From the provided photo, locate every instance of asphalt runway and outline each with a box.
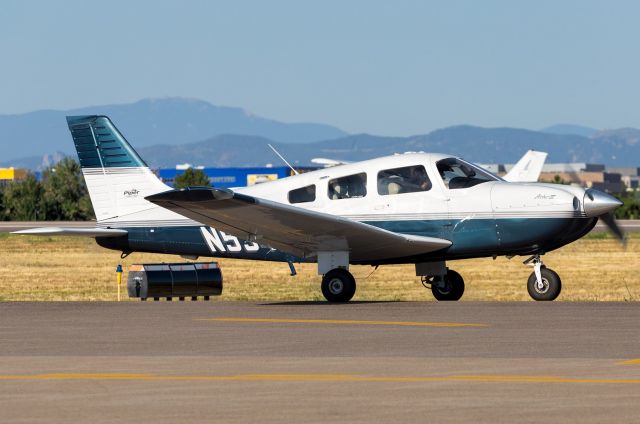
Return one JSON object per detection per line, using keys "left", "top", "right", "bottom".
{"left": 0, "top": 302, "right": 639, "bottom": 423}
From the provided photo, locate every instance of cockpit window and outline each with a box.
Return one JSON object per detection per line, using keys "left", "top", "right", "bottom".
{"left": 377, "top": 165, "right": 431, "bottom": 195}
{"left": 436, "top": 158, "right": 500, "bottom": 189}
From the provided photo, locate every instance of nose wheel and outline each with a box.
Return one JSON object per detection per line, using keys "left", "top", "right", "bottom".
{"left": 525, "top": 255, "right": 561, "bottom": 301}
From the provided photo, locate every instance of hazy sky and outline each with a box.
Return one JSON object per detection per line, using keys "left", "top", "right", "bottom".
{"left": 1, "top": 0, "right": 639, "bottom": 135}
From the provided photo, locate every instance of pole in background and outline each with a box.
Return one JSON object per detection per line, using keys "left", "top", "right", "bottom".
{"left": 116, "top": 264, "right": 123, "bottom": 301}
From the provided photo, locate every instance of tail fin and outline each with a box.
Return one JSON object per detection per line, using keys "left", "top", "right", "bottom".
{"left": 67, "top": 115, "right": 192, "bottom": 227}
{"left": 503, "top": 150, "right": 548, "bottom": 183}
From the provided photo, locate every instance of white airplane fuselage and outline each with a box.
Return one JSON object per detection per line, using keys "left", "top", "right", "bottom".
{"left": 95, "top": 152, "right": 605, "bottom": 264}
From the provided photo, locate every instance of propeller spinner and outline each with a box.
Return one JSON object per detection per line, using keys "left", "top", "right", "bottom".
{"left": 583, "top": 189, "right": 626, "bottom": 245}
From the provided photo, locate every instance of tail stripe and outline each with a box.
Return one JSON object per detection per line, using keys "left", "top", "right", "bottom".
{"left": 66, "top": 116, "right": 146, "bottom": 169}
{"left": 69, "top": 123, "right": 104, "bottom": 168}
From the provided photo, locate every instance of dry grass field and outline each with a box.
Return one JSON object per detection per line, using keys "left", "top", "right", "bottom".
{"left": 0, "top": 233, "right": 638, "bottom": 301}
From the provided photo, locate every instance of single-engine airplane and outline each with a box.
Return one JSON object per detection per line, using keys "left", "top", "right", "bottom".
{"left": 16, "top": 116, "right": 625, "bottom": 302}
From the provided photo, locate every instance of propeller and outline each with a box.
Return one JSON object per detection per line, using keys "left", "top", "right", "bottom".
{"left": 583, "top": 189, "right": 626, "bottom": 246}
{"left": 600, "top": 211, "right": 626, "bottom": 246}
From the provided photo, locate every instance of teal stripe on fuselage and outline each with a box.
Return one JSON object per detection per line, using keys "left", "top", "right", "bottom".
{"left": 95, "top": 217, "right": 597, "bottom": 265}
{"left": 364, "top": 217, "right": 596, "bottom": 257}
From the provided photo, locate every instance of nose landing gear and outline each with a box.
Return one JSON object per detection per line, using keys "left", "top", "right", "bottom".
{"left": 524, "top": 255, "right": 561, "bottom": 301}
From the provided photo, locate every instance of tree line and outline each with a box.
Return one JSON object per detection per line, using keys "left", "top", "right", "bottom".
{"left": 0, "top": 159, "right": 211, "bottom": 221}
{"left": 1, "top": 159, "right": 639, "bottom": 220}
{"left": 0, "top": 158, "right": 94, "bottom": 221}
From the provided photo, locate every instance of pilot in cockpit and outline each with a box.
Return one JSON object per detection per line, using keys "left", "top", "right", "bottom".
{"left": 407, "top": 166, "right": 431, "bottom": 191}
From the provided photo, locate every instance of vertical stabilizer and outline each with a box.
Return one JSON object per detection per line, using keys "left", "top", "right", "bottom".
{"left": 66, "top": 115, "right": 195, "bottom": 227}
{"left": 504, "top": 150, "right": 548, "bottom": 183}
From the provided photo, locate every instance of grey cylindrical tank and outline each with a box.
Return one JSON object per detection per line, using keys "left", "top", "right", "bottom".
{"left": 127, "top": 262, "right": 222, "bottom": 299}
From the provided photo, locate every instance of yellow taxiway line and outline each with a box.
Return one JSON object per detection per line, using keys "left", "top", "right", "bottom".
{"left": 197, "top": 317, "right": 488, "bottom": 327}
{"left": 618, "top": 359, "right": 640, "bottom": 365}
{"left": 1, "top": 373, "right": 639, "bottom": 384}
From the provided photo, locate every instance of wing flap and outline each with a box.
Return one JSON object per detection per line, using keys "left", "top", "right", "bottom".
{"left": 146, "top": 188, "right": 451, "bottom": 261}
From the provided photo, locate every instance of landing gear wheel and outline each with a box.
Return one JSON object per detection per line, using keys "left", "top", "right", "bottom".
{"left": 321, "top": 268, "right": 356, "bottom": 303}
{"left": 527, "top": 267, "right": 561, "bottom": 301}
{"left": 431, "top": 269, "right": 465, "bottom": 301}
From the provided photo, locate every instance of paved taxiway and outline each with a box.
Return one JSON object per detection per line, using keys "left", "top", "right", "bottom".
{"left": 0, "top": 302, "right": 639, "bottom": 423}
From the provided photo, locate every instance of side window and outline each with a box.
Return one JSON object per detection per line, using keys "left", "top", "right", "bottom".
{"left": 377, "top": 165, "right": 431, "bottom": 195}
{"left": 328, "top": 173, "right": 367, "bottom": 200}
{"left": 288, "top": 185, "right": 316, "bottom": 204}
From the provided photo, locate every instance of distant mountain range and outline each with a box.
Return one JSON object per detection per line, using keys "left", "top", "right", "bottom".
{"left": 134, "top": 126, "right": 640, "bottom": 168}
{"left": 541, "top": 124, "right": 599, "bottom": 138}
{"left": 2, "top": 97, "right": 640, "bottom": 169}
{"left": 0, "top": 97, "right": 347, "bottom": 164}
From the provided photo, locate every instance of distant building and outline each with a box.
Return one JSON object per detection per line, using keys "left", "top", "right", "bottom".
{"left": 157, "top": 166, "right": 319, "bottom": 188}
{"left": 0, "top": 168, "right": 28, "bottom": 184}
{"left": 608, "top": 167, "right": 640, "bottom": 189}
{"left": 605, "top": 167, "right": 640, "bottom": 177}
{"left": 537, "top": 171, "right": 625, "bottom": 194}
{"left": 621, "top": 175, "right": 640, "bottom": 190}
{"left": 480, "top": 164, "right": 505, "bottom": 174}
{"left": 481, "top": 161, "right": 628, "bottom": 194}
{"left": 541, "top": 163, "right": 605, "bottom": 173}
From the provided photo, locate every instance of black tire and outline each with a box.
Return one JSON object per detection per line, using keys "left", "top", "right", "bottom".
{"left": 527, "top": 267, "right": 561, "bottom": 301}
{"left": 321, "top": 268, "right": 356, "bottom": 303}
{"left": 431, "top": 270, "right": 465, "bottom": 301}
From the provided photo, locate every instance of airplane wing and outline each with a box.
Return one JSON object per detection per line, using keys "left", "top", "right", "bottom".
{"left": 12, "top": 227, "right": 127, "bottom": 237}
{"left": 503, "top": 150, "right": 548, "bottom": 182}
{"left": 146, "top": 188, "right": 451, "bottom": 262}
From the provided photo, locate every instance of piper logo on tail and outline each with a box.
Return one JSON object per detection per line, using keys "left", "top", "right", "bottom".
{"left": 200, "top": 227, "right": 260, "bottom": 254}
{"left": 124, "top": 189, "right": 140, "bottom": 198}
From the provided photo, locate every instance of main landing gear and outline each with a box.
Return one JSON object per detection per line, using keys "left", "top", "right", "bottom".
{"left": 429, "top": 269, "right": 465, "bottom": 301}
{"left": 416, "top": 262, "right": 465, "bottom": 301}
{"left": 321, "top": 268, "right": 356, "bottom": 303}
{"left": 318, "top": 252, "right": 356, "bottom": 303}
{"left": 524, "top": 255, "right": 562, "bottom": 301}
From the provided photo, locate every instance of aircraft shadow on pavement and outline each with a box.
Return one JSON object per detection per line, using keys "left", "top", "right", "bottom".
{"left": 258, "top": 300, "right": 407, "bottom": 306}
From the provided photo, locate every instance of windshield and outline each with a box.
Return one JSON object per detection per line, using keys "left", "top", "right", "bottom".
{"left": 436, "top": 157, "right": 502, "bottom": 189}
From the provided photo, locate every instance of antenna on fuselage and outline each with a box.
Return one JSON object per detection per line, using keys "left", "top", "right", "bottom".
{"left": 267, "top": 144, "right": 299, "bottom": 175}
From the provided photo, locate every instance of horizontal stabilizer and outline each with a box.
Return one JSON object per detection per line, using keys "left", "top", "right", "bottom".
{"left": 12, "top": 227, "right": 128, "bottom": 237}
